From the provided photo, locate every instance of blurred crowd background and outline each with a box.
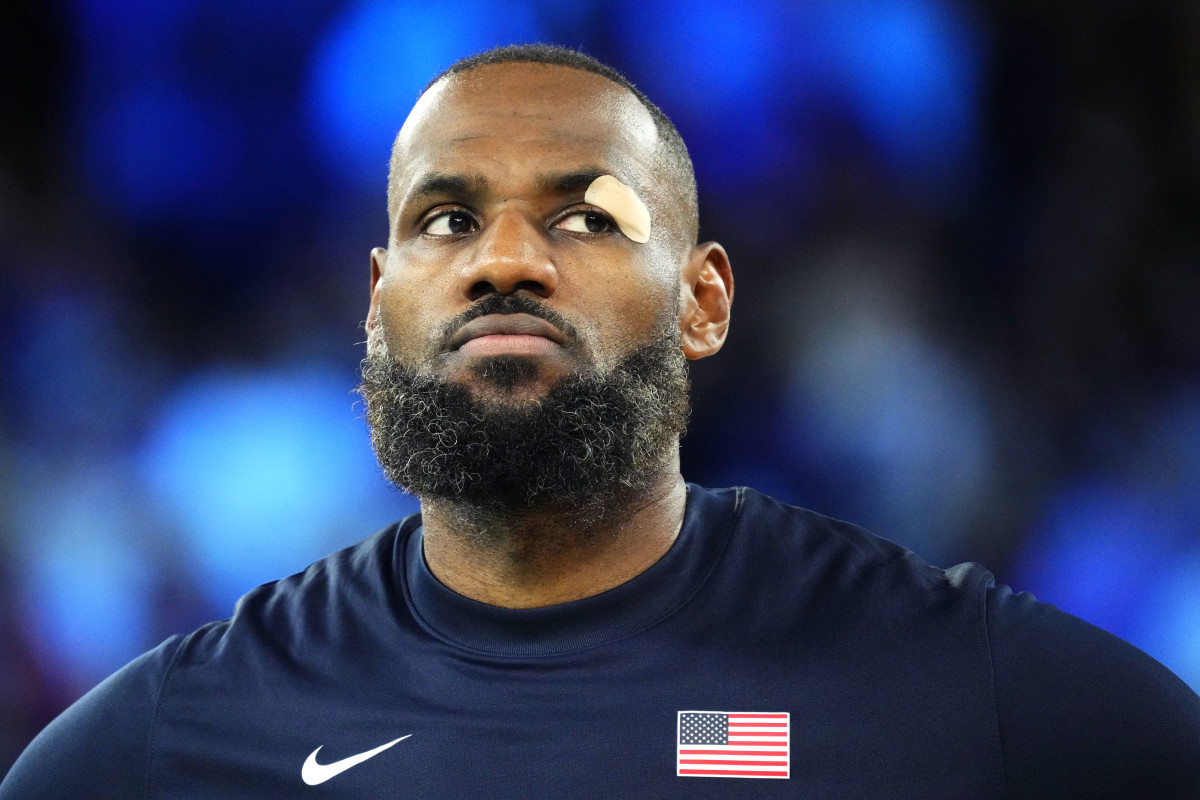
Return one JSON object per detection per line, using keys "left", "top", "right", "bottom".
{"left": 2, "top": 0, "right": 1199, "bottom": 776}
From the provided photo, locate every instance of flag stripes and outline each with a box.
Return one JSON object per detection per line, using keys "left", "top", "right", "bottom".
{"left": 676, "top": 711, "right": 789, "bottom": 779}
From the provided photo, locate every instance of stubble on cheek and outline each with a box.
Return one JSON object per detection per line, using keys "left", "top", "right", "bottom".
{"left": 366, "top": 318, "right": 389, "bottom": 359}
{"left": 368, "top": 304, "right": 445, "bottom": 373}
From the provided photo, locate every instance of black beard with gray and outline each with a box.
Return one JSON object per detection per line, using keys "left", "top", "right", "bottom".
{"left": 358, "top": 317, "right": 690, "bottom": 522}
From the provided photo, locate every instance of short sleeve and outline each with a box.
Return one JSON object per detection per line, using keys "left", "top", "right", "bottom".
{"left": 986, "top": 584, "right": 1200, "bottom": 799}
{"left": 0, "top": 636, "right": 184, "bottom": 799}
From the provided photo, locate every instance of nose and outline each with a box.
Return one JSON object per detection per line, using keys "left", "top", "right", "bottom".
{"left": 460, "top": 208, "right": 559, "bottom": 300}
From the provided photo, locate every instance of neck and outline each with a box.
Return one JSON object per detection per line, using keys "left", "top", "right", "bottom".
{"left": 418, "top": 462, "right": 687, "bottom": 609}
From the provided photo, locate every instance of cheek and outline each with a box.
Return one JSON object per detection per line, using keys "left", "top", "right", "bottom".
{"left": 366, "top": 321, "right": 388, "bottom": 358}
{"left": 374, "top": 275, "right": 446, "bottom": 364}
{"left": 582, "top": 277, "right": 677, "bottom": 364}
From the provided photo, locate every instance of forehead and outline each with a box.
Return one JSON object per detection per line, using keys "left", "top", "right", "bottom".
{"left": 391, "top": 63, "right": 660, "bottom": 200}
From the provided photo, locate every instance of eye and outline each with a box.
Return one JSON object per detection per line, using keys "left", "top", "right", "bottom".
{"left": 555, "top": 211, "right": 615, "bottom": 235}
{"left": 423, "top": 209, "right": 477, "bottom": 236}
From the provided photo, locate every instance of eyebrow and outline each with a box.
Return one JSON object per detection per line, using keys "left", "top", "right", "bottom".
{"left": 540, "top": 168, "right": 608, "bottom": 195}
{"left": 405, "top": 173, "right": 488, "bottom": 206}
{"left": 401, "top": 166, "right": 615, "bottom": 212}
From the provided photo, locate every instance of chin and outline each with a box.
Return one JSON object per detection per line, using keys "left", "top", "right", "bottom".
{"left": 468, "top": 354, "right": 581, "bottom": 395}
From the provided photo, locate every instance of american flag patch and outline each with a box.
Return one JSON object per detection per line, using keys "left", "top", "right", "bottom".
{"left": 676, "top": 711, "right": 790, "bottom": 779}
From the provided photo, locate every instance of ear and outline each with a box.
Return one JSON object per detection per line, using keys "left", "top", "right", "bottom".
{"left": 366, "top": 247, "right": 388, "bottom": 334}
{"left": 678, "top": 241, "right": 733, "bottom": 360}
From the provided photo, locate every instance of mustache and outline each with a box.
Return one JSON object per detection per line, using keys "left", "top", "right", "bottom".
{"left": 436, "top": 293, "right": 583, "bottom": 351}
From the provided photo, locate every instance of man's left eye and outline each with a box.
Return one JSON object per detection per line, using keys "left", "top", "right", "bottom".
{"left": 555, "top": 212, "right": 613, "bottom": 234}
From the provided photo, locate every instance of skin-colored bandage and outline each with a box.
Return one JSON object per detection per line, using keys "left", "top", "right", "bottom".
{"left": 585, "top": 175, "right": 651, "bottom": 244}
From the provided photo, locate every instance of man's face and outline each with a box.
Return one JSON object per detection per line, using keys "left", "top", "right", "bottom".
{"left": 361, "top": 63, "right": 697, "bottom": 513}
{"left": 369, "top": 62, "right": 685, "bottom": 401}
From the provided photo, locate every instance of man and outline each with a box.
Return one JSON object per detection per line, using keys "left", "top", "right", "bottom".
{"left": 3, "top": 44, "right": 1198, "bottom": 799}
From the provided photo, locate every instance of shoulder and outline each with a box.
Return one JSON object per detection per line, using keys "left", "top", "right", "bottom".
{"left": 0, "top": 516, "right": 420, "bottom": 797}
{"left": 174, "top": 517, "right": 417, "bottom": 671}
{"left": 985, "top": 584, "right": 1200, "bottom": 797}
{"left": 0, "top": 636, "right": 185, "bottom": 798}
{"left": 687, "top": 484, "right": 997, "bottom": 682}
{"left": 715, "top": 485, "right": 1200, "bottom": 796}
{"left": 715, "top": 484, "right": 993, "bottom": 613}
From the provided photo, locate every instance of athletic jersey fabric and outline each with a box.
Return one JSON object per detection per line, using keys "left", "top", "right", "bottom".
{"left": 3, "top": 485, "right": 1198, "bottom": 798}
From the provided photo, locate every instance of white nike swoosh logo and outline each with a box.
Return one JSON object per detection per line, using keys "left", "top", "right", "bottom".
{"left": 301, "top": 734, "right": 411, "bottom": 786}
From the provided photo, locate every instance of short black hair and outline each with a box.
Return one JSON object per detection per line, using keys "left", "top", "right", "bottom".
{"left": 390, "top": 43, "right": 699, "bottom": 245}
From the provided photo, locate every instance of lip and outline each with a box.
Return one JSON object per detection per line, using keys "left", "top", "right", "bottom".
{"left": 448, "top": 313, "right": 566, "bottom": 352}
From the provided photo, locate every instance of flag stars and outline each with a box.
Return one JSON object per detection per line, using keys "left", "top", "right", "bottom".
{"left": 679, "top": 712, "right": 728, "bottom": 745}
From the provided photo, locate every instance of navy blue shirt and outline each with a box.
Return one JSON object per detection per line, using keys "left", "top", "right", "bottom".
{"left": 4, "top": 486, "right": 1198, "bottom": 797}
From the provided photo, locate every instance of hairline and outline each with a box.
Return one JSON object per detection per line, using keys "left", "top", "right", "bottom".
{"left": 387, "top": 48, "right": 700, "bottom": 247}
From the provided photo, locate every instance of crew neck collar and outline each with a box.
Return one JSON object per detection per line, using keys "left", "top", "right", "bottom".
{"left": 399, "top": 484, "right": 741, "bottom": 657}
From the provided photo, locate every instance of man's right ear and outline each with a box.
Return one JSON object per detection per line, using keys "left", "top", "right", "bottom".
{"left": 367, "top": 247, "right": 388, "bottom": 333}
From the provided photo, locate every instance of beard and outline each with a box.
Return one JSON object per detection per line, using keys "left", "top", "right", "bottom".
{"left": 358, "top": 307, "right": 690, "bottom": 520}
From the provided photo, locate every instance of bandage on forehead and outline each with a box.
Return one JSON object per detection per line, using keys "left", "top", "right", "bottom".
{"left": 584, "top": 175, "right": 651, "bottom": 244}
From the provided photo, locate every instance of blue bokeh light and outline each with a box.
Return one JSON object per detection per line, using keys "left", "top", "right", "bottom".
{"left": 1012, "top": 480, "right": 1179, "bottom": 644}
{"left": 307, "top": 0, "right": 545, "bottom": 189}
{"left": 779, "top": 256, "right": 995, "bottom": 563}
{"left": 1140, "top": 554, "right": 1200, "bottom": 692}
{"left": 82, "top": 84, "right": 242, "bottom": 225}
{"left": 613, "top": 0, "right": 981, "bottom": 195}
{"left": 15, "top": 465, "right": 154, "bottom": 689}
{"left": 613, "top": 0, "right": 784, "bottom": 187}
{"left": 9, "top": 290, "right": 141, "bottom": 441}
{"left": 811, "top": 0, "right": 981, "bottom": 180}
{"left": 1011, "top": 387, "right": 1200, "bottom": 692}
{"left": 138, "top": 365, "right": 415, "bottom": 612}
{"left": 616, "top": 0, "right": 781, "bottom": 110}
